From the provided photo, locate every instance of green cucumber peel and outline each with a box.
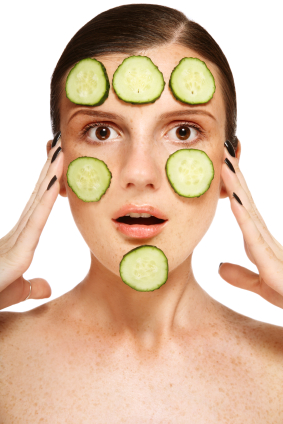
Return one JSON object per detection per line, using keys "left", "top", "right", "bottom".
{"left": 166, "top": 149, "right": 214, "bottom": 198}
{"left": 112, "top": 55, "right": 165, "bottom": 104}
{"left": 65, "top": 58, "right": 110, "bottom": 106}
{"left": 67, "top": 156, "right": 112, "bottom": 202}
{"left": 119, "top": 245, "right": 169, "bottom": 292}
{"left": 169, "top": 57, "right": 215, "bottom": 105}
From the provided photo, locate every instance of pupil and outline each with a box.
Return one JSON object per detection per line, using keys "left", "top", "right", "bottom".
{"left": 96, "top": 126, "right": 110, "bottom": 140}
{"left": 177, "top": 126, "right": 191, "bottom": 140}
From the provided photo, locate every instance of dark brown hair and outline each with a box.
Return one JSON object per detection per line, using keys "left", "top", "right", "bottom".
{"left": 50, "top": 4, "right": 237, "bottom": 150}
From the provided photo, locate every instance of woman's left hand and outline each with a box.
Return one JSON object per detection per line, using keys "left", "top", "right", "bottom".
{"left": 219, "top": 141, "right": 283, "bottom": 309}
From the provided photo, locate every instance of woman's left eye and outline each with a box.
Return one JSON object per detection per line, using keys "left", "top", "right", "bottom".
{"left": 88, "top": 125, "right": 118, "bottom": 142}
{"left": 167, "top": 125, "right": 198, "bottom": 142}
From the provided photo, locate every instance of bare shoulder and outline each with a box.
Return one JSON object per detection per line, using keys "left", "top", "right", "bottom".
{"left": 215, "top": 300, "right": 283, "bottom": 371}
{"left": 0, "top": 297, "right": 66, "bottom": 349}
{"left": 225, "top": 303, "right": 282, "bottom": 345}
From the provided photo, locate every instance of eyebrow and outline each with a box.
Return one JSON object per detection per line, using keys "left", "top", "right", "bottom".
{"left": 159, "top": 109, "right": 216, "bottom": 121}
{"left": 68, "top": 107, "right": 216, "bottom": 124}
{"left": 68, "top": 109, "right": 125, "bottom": 124}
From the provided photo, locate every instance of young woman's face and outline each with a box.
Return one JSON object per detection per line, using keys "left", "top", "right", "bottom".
{"left": 59, "top": 44, "right": 226, "bottom": 278}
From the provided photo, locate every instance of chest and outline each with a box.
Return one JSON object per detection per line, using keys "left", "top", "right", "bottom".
{"left": 1, "top": 340, "right": 281, "bottom": 423}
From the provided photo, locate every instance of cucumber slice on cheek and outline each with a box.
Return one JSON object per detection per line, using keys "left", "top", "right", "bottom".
{"left": 67, "top": 157, "right": 112, "bottom": 202}
{"left": 166, "top": 149, "right": 214, "bottom": 198}
{"left": 120, "top": 245, "right": 168, "bottom": 292}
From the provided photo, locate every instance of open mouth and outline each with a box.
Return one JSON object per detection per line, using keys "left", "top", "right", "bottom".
{"left": 115, "top": 216, "right": 166, "bottom": 225}
{"left": 113, "top": 213, "right": 168, "bottom": 238}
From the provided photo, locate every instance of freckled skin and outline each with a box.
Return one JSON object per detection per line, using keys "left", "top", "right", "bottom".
{"left": 1, "top": 44, "right": 283, "bottom": 422}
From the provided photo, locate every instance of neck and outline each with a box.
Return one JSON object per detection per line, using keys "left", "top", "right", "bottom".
{"left": 71, "top": 252, "right": 214, "bottom": 347}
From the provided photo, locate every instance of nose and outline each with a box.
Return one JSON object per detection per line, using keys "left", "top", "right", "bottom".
{"left": 119, "top": 141, "right": 162, "bottom": 193}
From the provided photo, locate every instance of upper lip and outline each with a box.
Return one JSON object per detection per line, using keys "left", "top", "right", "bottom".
{"left": 112, "top": 204, "right": 168, "bottom": 220}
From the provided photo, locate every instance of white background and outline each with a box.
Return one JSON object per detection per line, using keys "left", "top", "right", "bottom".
{"left": 1, "top": 0, "right": 282, "bottom": 326}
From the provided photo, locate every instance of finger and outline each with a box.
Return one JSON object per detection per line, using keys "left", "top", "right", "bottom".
{"left": 16, "top": 137, "right": 62, "bottom": 229}
{"left": 222, "top": 160, "right": 280, "bottom": 254}
{"left": 0, "top": 278, "right": 51, "bottom": 310}
{"left": 9, "top": 144, "right": 63, "bottom": 249}
{"left": 223, "top": 151, "right": 274, "bottom": 244}
{"left": 9, "top": 175, "right": 61, "bottom": 266}
{"left": 229, "top": 194, "right": 283, "bottom": 296}
{"left": 219, "top": 262, "right": 283, "bottom": 309}
{"left": 0, "top": 158, "right": 62, "bottom": 290}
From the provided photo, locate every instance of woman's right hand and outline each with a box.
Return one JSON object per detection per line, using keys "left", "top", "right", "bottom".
{"left": 0, "top": 136, "right": 63, "bottom": 310}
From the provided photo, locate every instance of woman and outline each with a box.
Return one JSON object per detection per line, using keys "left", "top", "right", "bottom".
{"left": 1, "top": 4, "right": 283, "bottom": 422}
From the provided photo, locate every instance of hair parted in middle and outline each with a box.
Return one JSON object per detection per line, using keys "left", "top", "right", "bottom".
{"left": 51, "top": 4, "right": 237, "bottom": 149}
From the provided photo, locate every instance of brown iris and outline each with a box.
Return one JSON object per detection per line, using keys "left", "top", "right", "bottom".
{"left": 95, "top": 126, "right": 111, "bottom": 140}
{"left": 176, "top": 126, "right": 191, "bottom": 140}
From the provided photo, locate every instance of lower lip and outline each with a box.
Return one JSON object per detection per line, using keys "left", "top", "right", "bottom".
{"left": 112, "top": 220, "right": 168, "bottom": 238}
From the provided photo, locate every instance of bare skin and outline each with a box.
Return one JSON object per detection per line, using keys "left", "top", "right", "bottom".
{"left": 1, "top": 44, "right": 283, "bottom": 423}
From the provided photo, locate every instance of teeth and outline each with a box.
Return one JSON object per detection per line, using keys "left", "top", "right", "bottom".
{"left": 125, "top": 213, "right": 152, "bottom": 218}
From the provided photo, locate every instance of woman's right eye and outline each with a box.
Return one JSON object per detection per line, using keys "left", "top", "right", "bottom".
{"left": 88, "top": 125, "right": 118, "bottom": 142}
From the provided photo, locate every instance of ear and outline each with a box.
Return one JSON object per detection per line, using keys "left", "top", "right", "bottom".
{"left": 219, "top": 139, "right": 242, "bottom": 199}
{"left": 46, "top": 139, "right": 67, "bottom": 198}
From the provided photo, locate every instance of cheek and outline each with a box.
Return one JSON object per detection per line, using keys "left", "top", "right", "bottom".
{"left": 65, "top": 148, "right": 223, "bottom": 277}
{"left": 67, "top": 196, "right": 125, "bottom": 275}
{"left": 163, "top": 191, "right": 219, "bottom": 268}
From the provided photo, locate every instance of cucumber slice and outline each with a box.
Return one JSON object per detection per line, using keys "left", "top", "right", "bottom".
{"left": 166, "top": 149, "right": 214, "bottom": 198}
{"left": 112, "top": 56, "right": 165, "bottom": 104}
{"left": 169, "top": 57, "right": 215, "bottom": 104}
{"left": 65, "top": 58, "right": 110, "bottom": 106}
{"left": 67, "top": 157, "right": 112, "bottom": 202}
{"left": 119, "top": 245, "right": 168, "bottom": 292}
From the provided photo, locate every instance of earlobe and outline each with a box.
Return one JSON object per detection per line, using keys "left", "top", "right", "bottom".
{"left": 219, "top": 181, "right": 229, "bottom": 199}
{"left": 46, "top": 139, "right": 52, "bottom": 156}
{"left": 59, "top": 180, "right": 68, "bottom": 197}
{"left": 235, "top": 138, "right": 242, "bottom": 161}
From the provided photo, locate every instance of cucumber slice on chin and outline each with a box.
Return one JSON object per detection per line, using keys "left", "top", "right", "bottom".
{"left": 112, "top": 55, "right": 165, "bottom": 104}
{"left": 65, "top": 58, "right": 110, "bottom": 106}
{"left": 67, "top": 157, "right": 112, "bottom": 202}
{"left": 120, "top": 245, "right": 168, "bottom": 292}
{"left": 166, "top": 149, "right": 214, "bottom": 198}
{"left": 169, "top": 57, "right": 215, "bottom": 104}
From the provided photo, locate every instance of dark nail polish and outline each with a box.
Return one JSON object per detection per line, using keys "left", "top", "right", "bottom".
{"left": 224, "top": 158, "right": 235, "bottom": 173}
{"left": 47, "top": 175, "right": 57, "bottom": 190}
{"left": 51, "top": 146, "right": 62, "bottom": 163}
{"left": 233, "top": 192, "right": 242, "bottom": 205}
{"left": 219, "top": 262, "right": 223, "bottom": 270}
{"left": 224, "top": 140, "right": 236, "bottom": 157}
{"left": 51, "top": 131, "right": 61, "bottom": 148}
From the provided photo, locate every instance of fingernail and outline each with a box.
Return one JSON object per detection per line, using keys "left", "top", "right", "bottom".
{"left": 233, "top": 192, "right": 242, "bottom": 205}
{"left": 51, "top": 131, "right": 61, "bottom": 148}
{"left": 47, "top": 175, "right": 57, "bottom": 190}
{"left": 224, "top": 158, "right": 235, "bottom": 173}
{"left": 224, "top": 140, "right": 236, "bottom": 157}
{"left": 219, "top": 262, "right": 223, "bottom": 270}
{"left": 51, "top": 146, "right": 62, "bottom": 163}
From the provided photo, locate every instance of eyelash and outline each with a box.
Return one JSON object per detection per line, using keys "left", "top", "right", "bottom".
{"left": 166, "top": 122, "right": 205, "bottom": 145}
{"left": 80, "top": 121, "right": 205, "bottom": 145}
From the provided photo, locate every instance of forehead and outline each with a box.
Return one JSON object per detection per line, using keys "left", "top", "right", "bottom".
{"left": 60, "top": 43, "right": 225, "bottom": 130}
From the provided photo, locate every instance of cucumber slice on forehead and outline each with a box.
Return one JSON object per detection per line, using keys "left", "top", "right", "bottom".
{"left": 120, "top": 245, "right": 168, "bottom": 292}
{"left": 65, "top": 58, "right": 110, "bottom": 106}
{"left": 67, "top": 157, "right": 112, "bottom": 202}
{"left": 112, "top": 55, "right": 165, "bottom": 104}
{"left": 169, "top": 57, "right": 215, "bottom": 104}
{"left": 166, "top": 149, "right": 214, "bottom": 198}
